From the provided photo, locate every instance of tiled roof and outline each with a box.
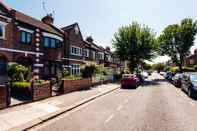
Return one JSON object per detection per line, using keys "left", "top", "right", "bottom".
{"left": 61, "top": 23, "right": 78, "bottom": 31}
{"left": 13, "top": 10, "right": 63, "bottom": 37}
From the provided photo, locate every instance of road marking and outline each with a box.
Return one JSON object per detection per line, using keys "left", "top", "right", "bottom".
{"left": 104, "top": 114, "right": 114, "bottom": 124}
{"left": 116, "top": 105, "right": 123, "bottom": 111}
{"left": 189, "top": 102, "right": 195, "bottom": 106}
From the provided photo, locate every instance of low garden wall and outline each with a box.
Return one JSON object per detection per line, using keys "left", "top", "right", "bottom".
{"left": 63, "top": 78, "right": 91, "bottom": 93}
{"left": 32, "top": 81, "right": 52, "bottom": 101}
{"left": 0, "top": 85, "right": 10, "bottom": 109}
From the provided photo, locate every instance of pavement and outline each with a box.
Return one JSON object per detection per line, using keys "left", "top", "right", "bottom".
{"left": 28, "top": 73, "right": 197, "bottom": 131}
{"left": 0, "top": 83, "right": 120, "bottom": 131}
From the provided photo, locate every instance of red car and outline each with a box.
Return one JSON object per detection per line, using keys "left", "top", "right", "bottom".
{"left": 121, "top": 74, "right": 139, "bottom": 89}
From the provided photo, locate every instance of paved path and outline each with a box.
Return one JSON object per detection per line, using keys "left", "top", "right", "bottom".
{"left": 29, "top": 73, "right": 197, "bottom": 131}
{"left": 0, "top": 83, "right": 119, "bottom": 131}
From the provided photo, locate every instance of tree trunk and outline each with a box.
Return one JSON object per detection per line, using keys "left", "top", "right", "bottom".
{"left": 179, "top": 55, "right": 183, "bottom": 73}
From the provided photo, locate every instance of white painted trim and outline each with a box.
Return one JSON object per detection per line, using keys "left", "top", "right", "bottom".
{"left": 34, "top": 64, "right": 44, "bottom": 67}
{"left": 18, "top": 27, "right": 34, "bottom": 33}
{"left": 42, "top": 32, "right": 63, "bottom": 41}
{"left": 70, "top": 46, "right": 83, "bottom": 56}
{"left": 0, "top": 23, "right": 6, "bottom": 39}
{"left": 0, "top": 47, "right": 43, "bottom": 55}
{"left": 62, "top": 58, "right": 84, "bottom": 62}
{"left": 0, "top": 15, "right": 12, "bottom": 21}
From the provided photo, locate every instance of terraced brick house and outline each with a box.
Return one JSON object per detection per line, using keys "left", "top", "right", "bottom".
{"left": 61, "top": 23, "right": 85, "bottom": 76}
{"left": 0, "top": 2, "right": 65, "bottom": 83}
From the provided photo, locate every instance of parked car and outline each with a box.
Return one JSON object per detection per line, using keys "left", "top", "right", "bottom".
{"left": 165, "top": 72, "right": 175, "bottom": 81}
{"left": 172, "top": 73, "right": 182, "bottom": 88}
{"left": 181, "top": 73, "right": 197, "bottom": 98}
{"left": 141, "top": 71, "right": 148, "bottom": 79}
{"left": 160, "top": 72, "right": 166, "bottom": 76}
{"left": 121, "top": 74, "right": 139, "bottom": 89}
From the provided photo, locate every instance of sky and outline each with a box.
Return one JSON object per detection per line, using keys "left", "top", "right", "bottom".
{"left": 3, "top": 0, "right": 197, "bottom": 63}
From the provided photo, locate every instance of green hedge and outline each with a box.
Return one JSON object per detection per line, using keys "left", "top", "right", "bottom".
{"left": 169, "top": 66, "right": 195, "bottom": 73}
{"left": 63, "top": 75, "right": 82, "bottom": 80}
{"left": 11, "top": 82, "right": 31, "bottom": 88}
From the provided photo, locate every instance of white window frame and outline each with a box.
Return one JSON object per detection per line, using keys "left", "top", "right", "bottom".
{"left": 84, "top": 49, "right": 89, "bottom": 57}
{"left": 71, "top": 64, "right": 80, "bottom": 76}
{"left": 71, "top": 46, "right": 82, "bottom": 56}
{"left": 92, "top": 51, "right": 96, "bottom": 59}
{"left": 98, "top": 52, "right": 104, "bottom": 60}
{"left": 0, "top": 21, "right": 7, "bottom": 40}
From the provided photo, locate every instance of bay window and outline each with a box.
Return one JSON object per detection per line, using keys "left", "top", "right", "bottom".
{"left": 71, "top": 46, "right": 82, "bottom": 56}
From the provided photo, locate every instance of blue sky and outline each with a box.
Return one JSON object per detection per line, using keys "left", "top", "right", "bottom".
{"left": 3, "top": 0, "right": 197, "bottom": 63}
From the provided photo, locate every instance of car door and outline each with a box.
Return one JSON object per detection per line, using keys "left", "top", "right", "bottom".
{"left": 181, "top": 74, "right": 187, "bottom": 91}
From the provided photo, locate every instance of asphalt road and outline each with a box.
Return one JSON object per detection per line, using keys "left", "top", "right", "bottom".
{"left": 29, "top": 73, "right": 197, "bottom": 131}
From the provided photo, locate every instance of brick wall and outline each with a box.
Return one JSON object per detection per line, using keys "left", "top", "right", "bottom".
{"left": 63, "top": 78, "right": 91, "bottom": 93}
{"left": 0, "top": 85, "right": 10, "bottom": 109}
{"left": 32, "top": 82, "right": 51, "bottom": 101}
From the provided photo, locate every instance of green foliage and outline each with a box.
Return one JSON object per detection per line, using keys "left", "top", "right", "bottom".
{"left": 62, "top": 68, "right": 70, "bottom": 78}
{"left": 169, "top": 66, "right": 195, "bottom": 73}
{"left": 112, "top": 22, "right": 158, "bottom": 72}
{"left": 152, "top": 63, "right": 165, "bottom": 71}
{"left": 63, "top": 75, "right": 82, "bottom": 80}
{"left": 11, "top": 81, "right": 31, "bottom": 88}
{"left": 8, "top": 64, "right": 31, "bottom": 82}
{"left": 183, "top": 67, "right": 195, "bottom": 72}
{"left": 143, "top": 63, "right": 152, "bottom": 70}
{"left": 169, "top": 67, "right": 180, "bottom": 73}
{"left": 193, "top": 65, "right": 197, "bottom": 71}
{"left": 96, "top": 64, "right": 110, "bottom": 76}
{"left": 159, "top": 18, "right": 197, "bottom": 72}
{"left": 81, "top": 64, "right": 97, "bottom": 78}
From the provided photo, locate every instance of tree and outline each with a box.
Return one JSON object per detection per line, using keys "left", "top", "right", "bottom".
{"left": 159, "top": 18, "right": 197, "bottom": 72}
{"left": 112, "top": 22, "right": 158, "bottom": 72}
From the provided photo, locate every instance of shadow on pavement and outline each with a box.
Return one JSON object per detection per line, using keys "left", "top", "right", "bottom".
{"left": 142, "top": 78, "right": 166, "bottom": 87}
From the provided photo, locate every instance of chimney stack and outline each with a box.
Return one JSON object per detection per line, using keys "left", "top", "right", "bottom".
{"left": 42, "top": 13, "right": 54, "bottom": 24}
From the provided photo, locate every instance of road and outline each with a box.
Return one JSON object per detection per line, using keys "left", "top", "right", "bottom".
{"left": 29, "top": 73, "right": 197, "bottom": 131}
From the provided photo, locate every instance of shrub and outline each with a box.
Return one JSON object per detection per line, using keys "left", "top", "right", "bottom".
{"left": 193, "top": 65, "right": 197, "bottom": 71}
{"left": 8, "top": 64, "right": 31, "bottom": 82}
{"left": 169, "top": 67, "right": 180, "bottom": 73}
{"left": 96, "top": 64, "right": 110, "bottom": 76}
{"left": 182, "top": 67, "right": 195, "bottom": 72}
{"left": 81, "top": 64, "right": 97, "bottom": 78}
{"left": 11, "top": 82, "right": 31, "bottom": 88}
{"left": 62, "top": 67, "right": 70, "bottom": 78}
{"left": 63, "top": 75, "right": 82, "bottom": 80}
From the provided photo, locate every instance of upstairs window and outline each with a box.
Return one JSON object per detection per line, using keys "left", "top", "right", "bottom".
{"left": 20, "top": 31, "right": 32, "bottom": 44}
{"left": 84, "top": 49, "right": 89, "bottom": 57}
{"left": 0, "top": 25, "right": 5, "bottom": 39}
{"left": 71, "top": 46, "right": 82, "bottom": 56}
{"left": 43, "top": 37, "right": 62, "bottom": 49}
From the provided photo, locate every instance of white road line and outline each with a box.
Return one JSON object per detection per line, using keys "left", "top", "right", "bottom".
{"left": 189, "top": 102, "right": 195, "bottom": 106}
{"left": 116, "top": 105, "right": 123, "bottom": 111}
{"left": 104, "top": 114, "right": 114, "bottom": 124}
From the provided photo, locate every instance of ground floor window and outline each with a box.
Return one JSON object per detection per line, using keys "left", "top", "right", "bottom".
{"left": 71, "top": 64, "right": 80, "bottom": 76}
{"left": 0, "top": 60, "right": 7, "bottom": 75}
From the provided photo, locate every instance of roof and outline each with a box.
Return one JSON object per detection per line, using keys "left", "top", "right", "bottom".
{"left": 13, "top": 10, "right": 63, "bottom": 37}
{"left": 61, "top": 23, "right": 78, "bottom": 31}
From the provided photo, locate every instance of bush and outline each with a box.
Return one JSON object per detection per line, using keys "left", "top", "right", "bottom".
{"left": 169, "top": 66, "right": 195, "bottom": 73}
{"left": 11, "top": 82, "right": 31, "bottom": 88}
{"left": 96, "top": 64, "right": 110, "bottom": 76}
{"left": 63, "top": 75, "right": 82, "bottom": 80}
{"left": 8, "top": 64, "right": 31, "bottom": 82}
{"left": 193, "top": 65, "right": 197, "bottom": 71}
{"left": 81, "top": 64, "right": 97, "bottom": 78}
{"left": 182, "top": 67, "right": 195, "bottom": 72}
{"left": 62, "top": 68, "right": 70, "bottom": 78}
{"left": 169, "top": 67, "right": 180, "bottom": 73}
